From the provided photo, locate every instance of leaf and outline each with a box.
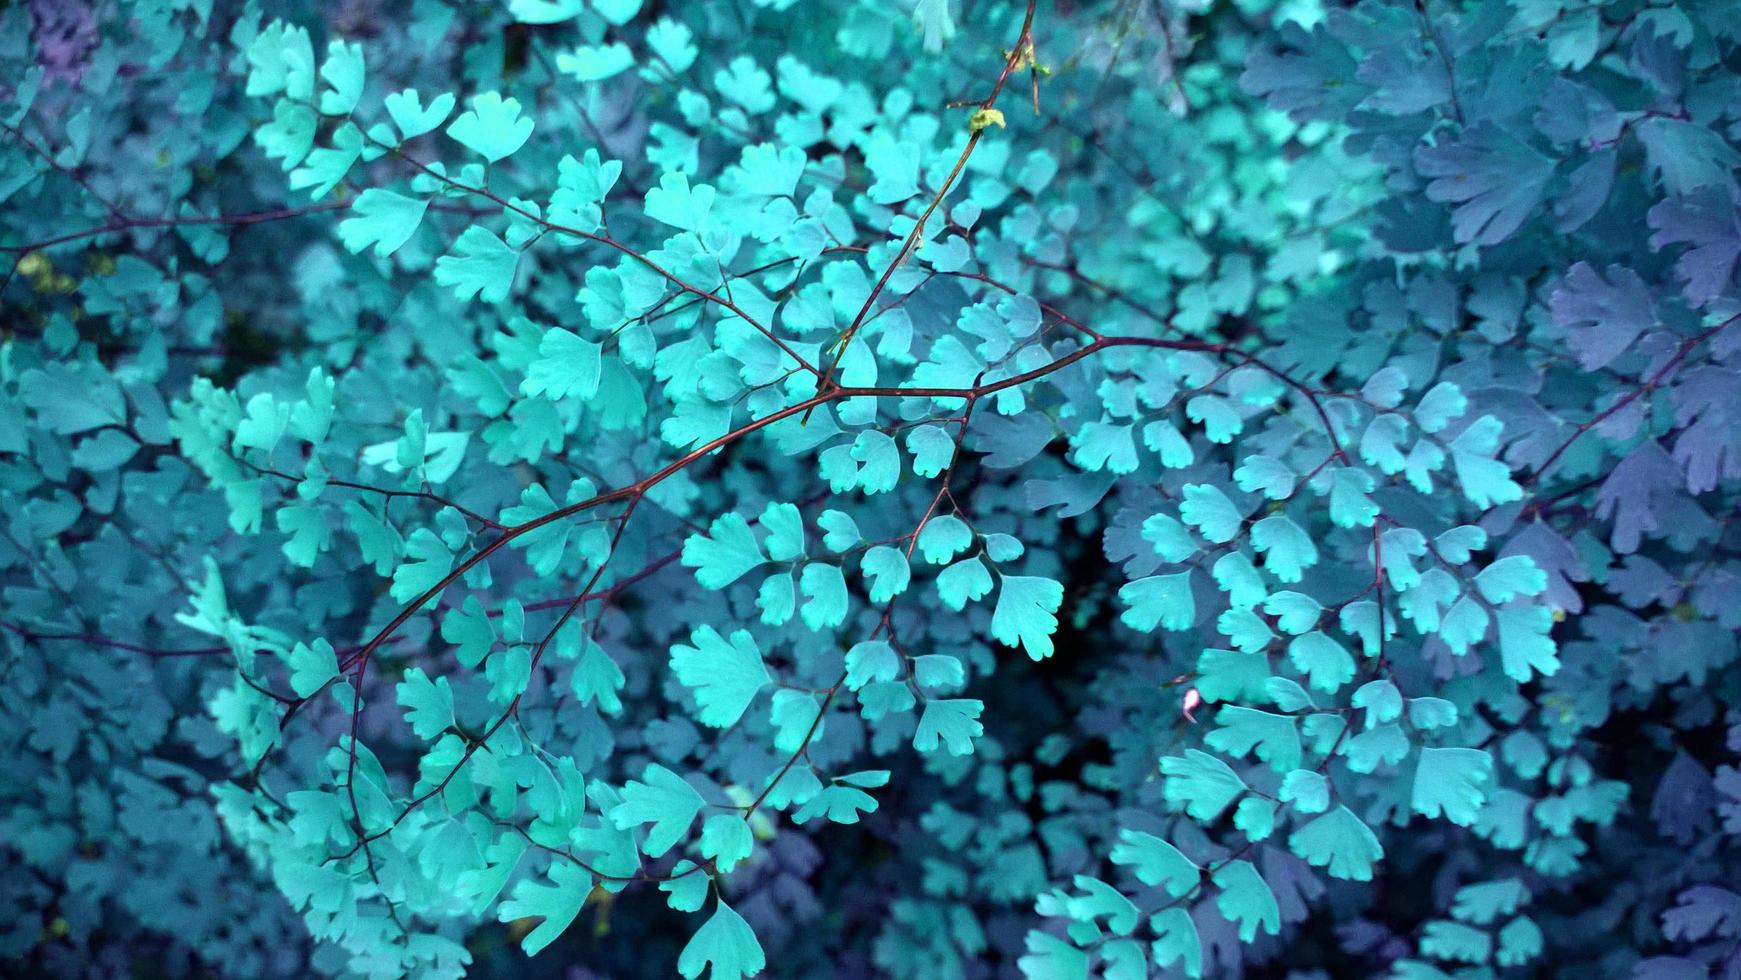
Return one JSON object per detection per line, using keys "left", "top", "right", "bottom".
{"left": 384, "top": 89, "right": 456, "bottom": 139}
{"left": 1206, "top": 706, "right": 1301, "bottom": 772}
{"left": 287, "top": 639, "right": 339, "bottom": 698}
{"left": 1119, "top": 572, "right": 1196, "bottom": 632}
{"left": 645, "top": 171, "right": 717, "bottom": 231}
{"left": 937, "top": 557, "right": 994, "bottom": 610}
{"left": 1110, "top": 830, "right": 1199, "bottom": 898}
{"left": 817, "top": 509, "right": 860, "bottom": 552}
{"left": 1251, "top": 515, "right": 1318, "bottom": 582}
{"left": 912, "top": 699, "right": 984, "bottom": 756}
{"left": 337, "top": 189, "right": 428, "bottom": 258}
{"left": 799, "top": 562, "right": 849, "bottom": 630}
{"left": 508, "top": 0, "right": 584, "bottom": 23}
{"left": 907, "top": 424, "right": 956, "bottom": 477}
{"left": 660, "top": 862, "right": 709, "bottom": 913}
{"left": 682, "top": 513, "right": 766, "bottom": 589}
{"left": 917, "top": 515, "right": 973, "bottom": 564}
{"left": 396, "top": 667, "right": 455, "bottom": 739}
{"left": 1414, "top": 123, "right": 1554, "bottom": 246}
{"left": 669, "top": 626, "right": 769, "bottom": 727}
{"left": 1288, "top": 632, "right": 1355, "bottom": 693}
{"left": 699, "top": 813, "right": 753, "bottom": 872}
{"left": 497, "top": 860, "right": 592, "bottom": 956}
{"left": 571, "top": 638, "right": 626, "bottom": 714}
{"left": 677, "top": 898, "right": 766, "bottom": 980}
{"left": 447, "top": 91, "right": 535, "bottom": 163}
{"left": 1195, "top": 647, "right": 1270, "bottom": 703}
{"left": 1635, "top": 117, "right": 1741, "bottom": 198}
{"left": 991, "top": 575, "right": 1065, "bottom": 659}
{"left": 1549, "top": 263, "right": 1657, "bottom": 371}
{"left": 522, "top": 328, "right": 603, "bottom": 402}
{"left": 441, "top": 595, "right": 496, "bottom": 668}
{"left": 1149, "top": 907, "right": 1203, "bottom": 978}
{"left": 1449, "top": 416, "right": 1523, "bottom": 509}
{"left": 1288, "top": 806, "right": 1384, "bottom": 881}
{"left": 1213, "top": 860, "right": 1280, "bottom": 941}
{"left": 610, "top": 763, "right": 706, "bottom": 857}
{"left": 1161, "top": 749, "right": 1246, "bottom": 820}
{"left": 1413, "top": 747, "right": 1494, "bottom": 826}
{"left": 849, "top": 430, "right": 900, "bottom": 494}
{"left": 1280, "top": 769, "right": 1329, "bottom": 814}
{"left": 792, "top": 782, "right": 880, "bottom": 825}
{"left": 759, "top": 501, "right": 805, "bottom": 561}
{"left": 861, "top": 546, "right": 910, "bottom": 604}
{"left": 391, "top": 528, "right": 454, "bottom": 604}
{"left": 1179, "top": 484, "right": 1243, "bottom": 543}
{"left": 844, "top": 640, "right": 900, "bottom": 690}
{"left": 317, "top": 40, "right": 365, "bottom": 115}
{"left": 1474, "top": 556, "right": 1547, "bottom": 604}
{"left": 433, "top": 226, "right": 520, "bottom": 303}
{"left": 1496, "top": 605, "right": 1559, "bottom": 683}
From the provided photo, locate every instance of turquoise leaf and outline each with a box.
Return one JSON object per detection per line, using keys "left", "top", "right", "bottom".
{"left": 384, "top": 89, "right": 455, "bottom": 139}
{"left": 1413, "top": 747, "right": 1494, "bottom": 826}
{"left": 1141, "top": 513, "right": 1199, "bottom": 563}
{"left": 396, "top": 667, "right": 455, "bottom": 739}
{"left": 660, "top": 861, "right": 709, "bottom": 913}
{"left": 849, "top": 430, "right": 900, "bottom": 494}
{"left": 681, "top": 513, "right": 766, "bottom": 589}
{"left": 907, "top": 424, "right": 956, "bottom": 477}
{"left": 317, "top": 40, "right": 364, "bottom": 115}
{"left": 645, "top": 171, "right": 716, "bottom": 231}
{"left": 817, "top": 509, "right": 860, "bottom": 552}
{"left": 1161, "top": 749, "right": 1245, "bottom": 820}
{"left": 337, "top": 188, "right": 428, "bottom": 258}
{"left": 669, "top": 626, "right": 769, "bottom": 728}
{"left": 1213, "top": 860, "right": 1281, "bottom": 941}
{"left": 937, "top": 557, "right": 993, "bottom": 610}
{"left": 391, "top": 528, "right": 454, "bottom": 604}
{"left": 1109, "top": 830, "right": 1198, "bottom": 898}
{"left": 799, "top": 562, "right": 849, "bottom": 630}
{"left": 759, "top": 501, "right": 805, "bottom": 561}
{"left": 1496, "top": 605, "right": 1559, "bottom": 683}
{"left": 1475, "top": 556, "right": 1548, "bottom": 604}
{"left": 1288, "top": 806, "right": 1384, "bottom": 881}
{"left": 1195, "top": 647, "right": 1270, "bottom": 703}
{"left": 440, "top": 594, "right": 496, "bottom": 668}
{"left": 610, "top": 763, "right": 706, "bottom": 858}
{"left": 287, "top": 639, "right": 339, "bottom": 698}
{"left": 699, "top": 813, "right": 753, "bottom": 873}
{"left": 447, "top": 91, "right": 535, "bottom": 163}
{"left": 1280, "top": 769, "right": 1329, "bottom": 813}
{"left": 1179, "top": 484, "right": 1242, "bottom": 543}
{"left": 496, "top": 860, "right": 591, "bottom": 956}
{"left": 991, "top": 575, "right": 1064, "bottom": 659}
{"left": 917, "top": 515, "right": 973, "bottom": 565}
{"left": 1250, "top": 515, "right": 1318, "bottom": 583}
{"left": 677, "top": 898, "right": 766, "bottom": 980}
{"left": 1287, "top": 631, "right": 1355, "bottom": 693}
{"left": 844, "top": 641, "right": 899, "bottom": 690}
{"left": 912, "top": 699, "right": 983, "bottom": 756}
{"left": 1118, "top": 572, "right": 1195, "bottom": 632}
{"left": 1205, "top": 706, "right": 1301, "bottom": 772}
{"left": 861, "top": 546, "right": 910, "bottom": 604}
{"left": 433, "top": 226, "right": 520, "bottom": 303}
{"left": 1449, "top": 416, "right": 1523, "bottom": 509}
{"left": 1150, "top": 907, "right": 1203, "bottom": 978}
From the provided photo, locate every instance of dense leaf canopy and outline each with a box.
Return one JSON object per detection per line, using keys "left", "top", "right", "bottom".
{"left": 3, "top": 0, "right": 1741, "bottom": 977}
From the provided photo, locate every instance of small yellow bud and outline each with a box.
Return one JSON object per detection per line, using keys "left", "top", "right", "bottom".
{"left": 969, "top": 108, "right": 1006, "bottom": 134}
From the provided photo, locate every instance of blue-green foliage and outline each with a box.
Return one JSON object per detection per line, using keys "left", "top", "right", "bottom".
{"left": 2, "top": 0, "right": 1740, "bottom": 977}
